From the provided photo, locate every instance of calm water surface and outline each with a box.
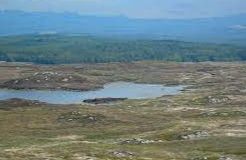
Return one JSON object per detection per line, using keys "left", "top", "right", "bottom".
{"left": 0, "top": 82, "right": 185, "bottom": 104}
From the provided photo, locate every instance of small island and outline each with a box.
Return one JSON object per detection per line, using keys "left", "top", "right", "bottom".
{"left": 83, "top": 98, "right": 128, "bottom": 104}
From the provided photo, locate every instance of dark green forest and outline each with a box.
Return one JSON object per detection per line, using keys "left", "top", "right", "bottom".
{"left": 0, "top": 35, "right": 245, "bottom": 64}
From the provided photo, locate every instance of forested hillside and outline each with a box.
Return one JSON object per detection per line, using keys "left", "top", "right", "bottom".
{"left": 0, "top": 35, "right": 245, "bottom": 64}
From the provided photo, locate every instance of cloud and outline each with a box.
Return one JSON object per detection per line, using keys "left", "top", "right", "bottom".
{"left": 230, "top": 25, "right": 246, "bottom": 30}
{"left": 0, "top": 0, "right": 246, "bottom": 19}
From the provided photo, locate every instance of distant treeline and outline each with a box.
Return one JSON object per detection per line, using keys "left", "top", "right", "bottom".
{"left": 0, "top": 35, "right": 245, "bottom": 64}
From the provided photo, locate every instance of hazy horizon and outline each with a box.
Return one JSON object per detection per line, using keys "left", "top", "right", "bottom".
{"left": 2, "top": 9, "right": 246, "bottom": 21}
{"left": 1, "top": 0, "right": 246, "bottom": 19}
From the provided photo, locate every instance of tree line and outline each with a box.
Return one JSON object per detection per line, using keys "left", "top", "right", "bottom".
{"left": 0, "top": 35, "right": 245, "bottom": 64}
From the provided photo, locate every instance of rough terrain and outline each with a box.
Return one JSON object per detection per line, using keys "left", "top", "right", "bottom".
{"left": 0, "top": 61, "right": 245, "bottom": 160}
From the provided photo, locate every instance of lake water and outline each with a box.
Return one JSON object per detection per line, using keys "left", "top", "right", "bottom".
{"left": 0, "top": 82, "right": 185, "bottom": 104}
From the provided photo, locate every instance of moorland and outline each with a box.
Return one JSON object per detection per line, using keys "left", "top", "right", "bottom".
{"left": 0, "top": 61, "right": 245, "bottom": 160}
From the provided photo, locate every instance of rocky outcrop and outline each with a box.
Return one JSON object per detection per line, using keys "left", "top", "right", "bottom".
{"left": 119, "top": 138, "right": 162, "bottom": 144}
{"left": 57, "top": 111, "right": 106, "bottom": 124}
{"left": 111, "top": 151, "right": 135, "bottom": 158}
{"left": 181, "top": 131, "right": 209, "bottom": 140}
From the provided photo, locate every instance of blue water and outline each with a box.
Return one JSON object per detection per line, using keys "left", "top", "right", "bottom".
{"left": 0, "top": 82, "right": 184, "bottom": 104}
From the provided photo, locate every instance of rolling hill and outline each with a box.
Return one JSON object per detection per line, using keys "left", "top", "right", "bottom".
{"left": 0, "top": 10, "right": 246, "bottom": 44}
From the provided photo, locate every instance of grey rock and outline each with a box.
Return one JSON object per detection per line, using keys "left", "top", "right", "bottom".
{"left": 112, "top": 151, "right": 134, "bottom": 158}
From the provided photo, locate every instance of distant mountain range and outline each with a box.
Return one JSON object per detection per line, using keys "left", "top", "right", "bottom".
{"left": 1, "top": 10, "right": 246, "bottom": 44}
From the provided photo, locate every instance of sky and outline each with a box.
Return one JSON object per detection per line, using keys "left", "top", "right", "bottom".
{"left": 0, "top": 0, "right": 246, "bottom": 19}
